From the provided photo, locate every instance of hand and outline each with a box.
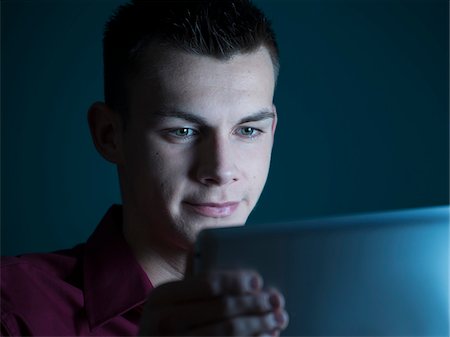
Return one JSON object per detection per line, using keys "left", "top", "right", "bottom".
{"left": 138, "top": 270, "right": 289, "bottom": 336}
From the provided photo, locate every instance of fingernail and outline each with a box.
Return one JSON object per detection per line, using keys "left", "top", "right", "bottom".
{"left": 275, "top": 311, "right": 286, "bottom": 325}
{"left": 250, "top": 274, "right": 262, "bottom": 290}
{"left": 269, "top": 293, "right": 280, "bottom": 308}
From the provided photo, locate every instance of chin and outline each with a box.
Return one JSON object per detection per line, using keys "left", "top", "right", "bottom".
{"left": 187, "top": 220, "right": 243, "bottom": 244}
{"left": 169, "top": 210, "right": 249, "bottom": 246}
{"left": 198, "top": 216, "right": 246, "bottom": 232}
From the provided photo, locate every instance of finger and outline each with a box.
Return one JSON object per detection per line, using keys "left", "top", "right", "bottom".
{"left": 186, "top": 310, "right": 289, "bottom": 336}
{"left": 191, "top": 269, "right": 263, "bottom": 296}
{"left": 148, "top": 269, "right": 263, "bottom": 305}
{"left": 264, "top": 288, "right": 285, "bottom": 310}
{"left": 161, "top": 291, "right": 281, "bottom": 333}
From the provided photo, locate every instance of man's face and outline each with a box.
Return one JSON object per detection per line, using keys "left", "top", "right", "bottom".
{"left": 118, "top": 46, "right": 277, "bottom": 248}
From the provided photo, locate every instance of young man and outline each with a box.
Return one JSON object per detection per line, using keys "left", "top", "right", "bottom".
{"left": 1, "top": 0, "right": 288, "bottom": 335}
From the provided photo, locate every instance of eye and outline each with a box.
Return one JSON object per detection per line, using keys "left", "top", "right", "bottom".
{"left": 170, "top": 128, "right": 197, "bottom": 138}
{"left": 236, "top": 126, "right": 262, "bottom": 138}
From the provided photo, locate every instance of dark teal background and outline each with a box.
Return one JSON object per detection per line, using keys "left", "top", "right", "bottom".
{"left": 2, "top": 0, "right": 448, "bottom": 256}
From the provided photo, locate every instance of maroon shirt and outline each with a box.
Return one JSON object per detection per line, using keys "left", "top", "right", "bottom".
{"left": 1, "top": 205, "right": 153, "bottom": 336}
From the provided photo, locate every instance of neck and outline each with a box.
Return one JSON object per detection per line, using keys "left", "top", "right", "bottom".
{"left": 121, "top": 206, "right": 191, "bottom": 287}
{"left": 132, "top": 241, "right": 188, "bottom": 287}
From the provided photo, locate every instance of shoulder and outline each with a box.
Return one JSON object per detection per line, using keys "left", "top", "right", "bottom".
{"left": 1, "top": 245, "right": 85, "bottom": 310}
{"left": 1, "top": 244, "right": 84, "bottom": 281}
{"left": 1, "top": 245, "right": 87, "bottom": 335}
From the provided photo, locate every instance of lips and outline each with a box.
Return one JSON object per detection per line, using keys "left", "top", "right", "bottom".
{"left": 184, "top": 201, "right": 240, "bottom": 218}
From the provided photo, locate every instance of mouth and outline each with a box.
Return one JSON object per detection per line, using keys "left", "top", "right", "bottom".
{"left": 184, "top": 201, "right": 240, "bottom": 218}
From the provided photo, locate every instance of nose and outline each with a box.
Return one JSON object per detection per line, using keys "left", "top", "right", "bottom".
{"left": 194, "top": 133, "right": 239, "bottom": 186}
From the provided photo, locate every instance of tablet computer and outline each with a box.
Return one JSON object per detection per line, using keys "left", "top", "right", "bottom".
{"left": 194, "top": 205, "right": 449, "bottom": 336}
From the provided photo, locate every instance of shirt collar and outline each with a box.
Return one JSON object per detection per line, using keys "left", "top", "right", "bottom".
{"left": 83, "top": 204, "right": 153, "bottom": 330}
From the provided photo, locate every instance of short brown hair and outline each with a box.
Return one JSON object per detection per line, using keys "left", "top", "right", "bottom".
{"left": 103, "top": 0, "right": 279, "bottom": 116}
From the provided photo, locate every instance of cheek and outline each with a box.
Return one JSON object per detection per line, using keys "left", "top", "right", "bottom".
{"left": 128, "top": 133, "right": 177, "bottom": 172}
{"left": 151, "top": 145, "right": 192, "bottom": 175}
{"left": 123, "top": 136, "right": 169, "bottom": 193}
{"left": 251, "top": 162, "right": 270, "bottom": 192}
{"left": 138, "top": 142, "right": 194, "bottom": 196}
{"left": 248, "top": 142, "right": 273, "bottom": 173}
{"left": 242, "top": 145, "right": 272, "bottom": 192}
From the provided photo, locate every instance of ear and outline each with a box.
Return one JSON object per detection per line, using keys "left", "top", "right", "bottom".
{"left": 271, "top": 104, "right": 278, "bottom": 135}
{"left": 87, "top": 102, "right": 124, "bottom": 164}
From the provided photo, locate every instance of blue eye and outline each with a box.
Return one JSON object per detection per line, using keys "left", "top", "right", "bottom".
{"left": 237, "top": 127, "right": 261, "bottom": 138}
{"left": 171, "top": 128, "right": 197, "bottom": 138}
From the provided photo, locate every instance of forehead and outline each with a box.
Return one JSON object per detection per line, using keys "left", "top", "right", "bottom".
{"left": 128, "top": 46, "right": 275, "bottom": 120}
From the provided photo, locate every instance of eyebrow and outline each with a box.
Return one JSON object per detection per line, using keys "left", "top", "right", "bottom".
{"left": 238, "top": 110, "right": 276, "bottom": 124}
{"left": 153, "top": 109, "right": 275, "bottom": 125}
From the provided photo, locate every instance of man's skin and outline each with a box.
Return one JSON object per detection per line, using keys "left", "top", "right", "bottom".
{"left": 88, "top": 44, "right": 288, "bottom": 335}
